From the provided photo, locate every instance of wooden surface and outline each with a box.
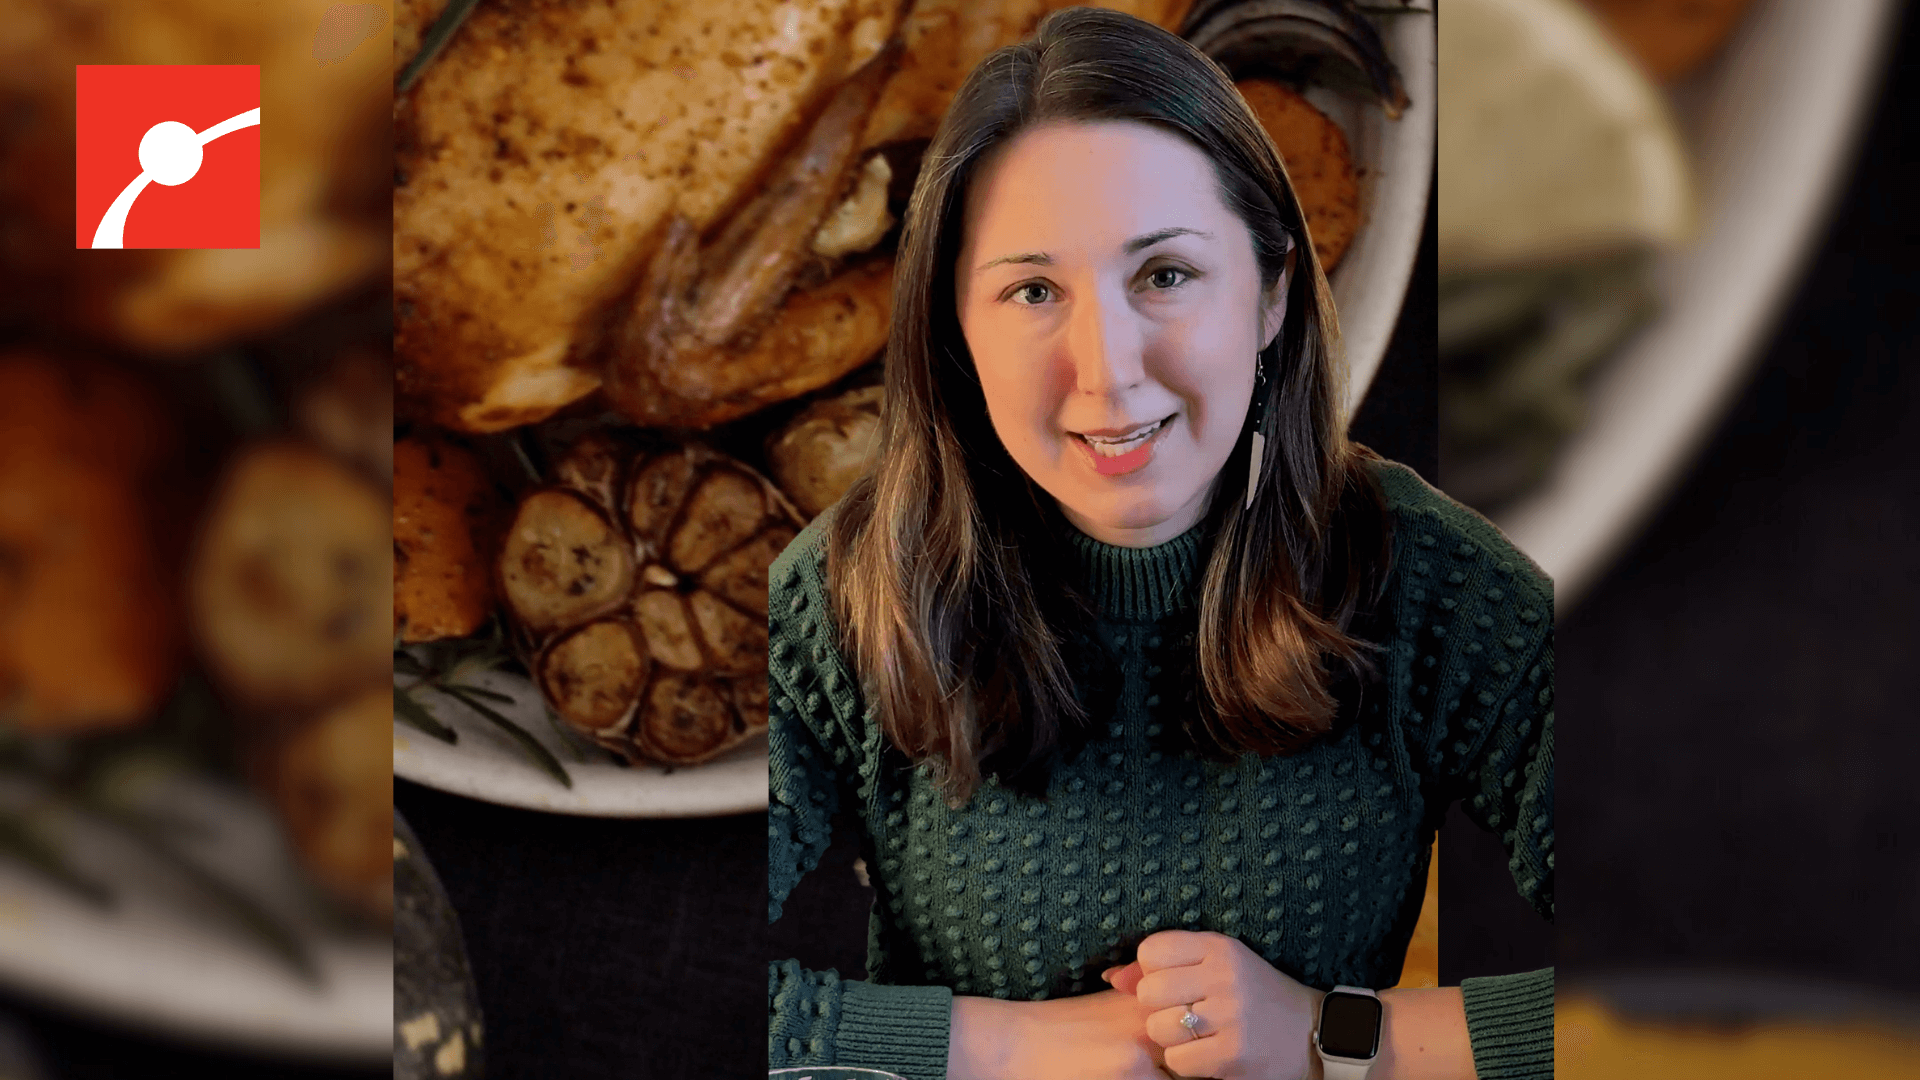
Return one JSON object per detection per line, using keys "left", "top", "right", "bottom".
{"left": 1392, "top": 840, "right": 1441, "bottom": 990}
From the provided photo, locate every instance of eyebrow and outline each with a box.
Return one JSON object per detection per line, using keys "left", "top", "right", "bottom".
{"left": 972, "top": 227, "right": 1213, "bottom": 275}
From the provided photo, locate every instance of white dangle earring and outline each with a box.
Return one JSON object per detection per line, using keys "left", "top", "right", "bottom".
{"left": 1243, "top": 350, "right": 1269, "bottom": 511}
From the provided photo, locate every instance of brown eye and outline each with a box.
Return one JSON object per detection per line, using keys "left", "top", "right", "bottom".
{"left": 1148, "top": 266, "right": 1190, "bottom": 290}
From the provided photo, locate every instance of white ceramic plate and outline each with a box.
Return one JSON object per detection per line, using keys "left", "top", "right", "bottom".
{"left": 1490, "top": 0, "right": 1897, "bottom": 609}
{"left": 0, "top": 777, "right": 390, "bottom": 1062}
{"left": 393, "top": 665, "right": 769, "bottom": 818}
{"left": 1315, "top": 5, "right": 1438, "bottom": 424}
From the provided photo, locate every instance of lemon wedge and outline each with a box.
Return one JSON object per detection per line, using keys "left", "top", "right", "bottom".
{"left": 1438, "top": 0, "right": 1696, "bottom": 275}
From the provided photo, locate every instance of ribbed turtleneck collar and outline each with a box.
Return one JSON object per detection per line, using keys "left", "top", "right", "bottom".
{"left": 1060, "top": 517, "right": 1209, "bottom": 621}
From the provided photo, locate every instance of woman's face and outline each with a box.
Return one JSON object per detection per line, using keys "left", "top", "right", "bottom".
{"left": 954, "top": 119, "right": 1287, "bottom": 548}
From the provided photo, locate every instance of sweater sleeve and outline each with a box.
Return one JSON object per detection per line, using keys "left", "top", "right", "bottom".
{"left": 1452, "top": 613, "right": 1555, "bottom": 1079}
{"left": 1457, "top": 623, "right": 1554, "bottom": 920}
{"left": 1390, "top": 477, "right": 1556, "bottom": 1080}
{"left": 767, "top": 530, "right": 955, "bottom": 1080}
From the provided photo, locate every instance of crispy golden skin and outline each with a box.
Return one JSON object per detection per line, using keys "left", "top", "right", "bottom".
{"left": 394, "top": 436, "right": 503, "bottom": 644}
{"left": 394, "top": 0, "right": 910, "bottom": 433}
{"left": 1237, "top": 79, "right": 1361, "bottom": 272}
{"left": 605, "top": 239, "right": 895, "bottom": 429}
{"left": 393, "top": 0, "right": 1194, "bottom": 433}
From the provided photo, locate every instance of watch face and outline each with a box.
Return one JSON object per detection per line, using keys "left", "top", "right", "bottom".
{"left": 1319, "top": 991, "right": 1383, "bottom": 1059}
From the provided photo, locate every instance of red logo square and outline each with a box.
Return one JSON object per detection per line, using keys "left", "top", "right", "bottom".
{"left": 75, "top": 65, "right": 261, "bottom": 250}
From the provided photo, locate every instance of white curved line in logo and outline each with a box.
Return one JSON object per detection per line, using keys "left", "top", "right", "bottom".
{"left": 90, "top": 107, "right": 260, "bottom": 249}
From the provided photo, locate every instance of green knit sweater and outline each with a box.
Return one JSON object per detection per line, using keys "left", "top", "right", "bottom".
{"left": 768, "top": 458, "right": 1555, "bottom": 1079}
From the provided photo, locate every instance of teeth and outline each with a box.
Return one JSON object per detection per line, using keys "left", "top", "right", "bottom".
{"left": 1081, "top": 417, "right": 1166, "bottom": 456}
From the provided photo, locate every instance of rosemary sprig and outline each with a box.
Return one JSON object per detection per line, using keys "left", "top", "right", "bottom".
{"left": 401, "top": 617, "right": 517, "bottom": 682}
{"left": 437, "top": 684, "right": 572, "bottom": 789}
{"left": 0, "top": 811, "right": 112, "bottom": 909}
{"left": 1, "top": 681, "right": 324, "bottom": 984}
{"left": 396, "top": 618, "right": 574, "bottom": 785}
{"left": 392, "top": 648, "right": 432, "bottom": 680}
{"left": 394, "top": 686, "right": 458, "bottom": 745}
{"left": 541, "top": 704, "right": 594, "bottom": 765}
{"left": 444, "top": 684, "right": 515, "bottom": 706}
{"left": 397, "top": 0, "right": 485, "bottom": 97}
{"left": 508, "top": 429, "right": 545, "bottom": 487}
{"left": 87, "top": 801, "right": 320, "bottom": 986}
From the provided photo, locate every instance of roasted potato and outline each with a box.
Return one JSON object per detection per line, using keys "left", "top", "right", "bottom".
{"left": 0, "top": 349, "right": 178, "bottom": 478}
{"left": 1237, "top": 79, "right": 1361, "bottom": 272}
{"left": 259, "top": 681, "right": 394, "bottom": 924}
{"left": 765, "top": 384, "right": 884, "bottom": 519}
{"left": 854, "top": 0, "right": 1198, "bottom": 151}
{"left": 0, "top": 352, "right": 180, "bottom": 734}
{"left": 0, "top": 450, "right": 180, "bottom": 734}
{"left": 394, "top": 436, "right": 504, "bottom": 644}
{"left": 188, "top": 442, "right": 390, "bottom": 717}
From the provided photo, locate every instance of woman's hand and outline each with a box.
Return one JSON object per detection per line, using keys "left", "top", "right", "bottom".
{"left": 949, "top": 990, "right": 1173, "bottom": 1080}
{"left": 1103, "top": 929, "right": 1324, "bottom": 1080}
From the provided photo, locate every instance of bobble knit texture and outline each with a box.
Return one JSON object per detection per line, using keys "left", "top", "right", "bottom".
{"left": 768, "top": 459, "right": 1555, "bottom": 1080}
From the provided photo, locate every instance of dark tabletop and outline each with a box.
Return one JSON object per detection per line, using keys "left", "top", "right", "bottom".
{"left": 394, "top": 781, "right": 769, "bottom": 1080}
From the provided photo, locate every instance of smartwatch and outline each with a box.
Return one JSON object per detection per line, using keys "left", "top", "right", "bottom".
{"left": 1313, "top": 985, "right": 1383, "bottom": 1080}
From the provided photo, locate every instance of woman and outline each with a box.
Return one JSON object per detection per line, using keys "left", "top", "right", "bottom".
{"left": 769, "top": 8, "right": 1552, "bottom": 1079}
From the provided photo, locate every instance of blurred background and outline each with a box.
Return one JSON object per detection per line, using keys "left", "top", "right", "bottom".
{"left": 1, "top": 0, "right": 1916, "bottom": 1074}
{"left": 0, "top": 1, "right": 392, "bottom": 1077}
{"left": 1436, "top": 0, "right": 1920, "bottom": 1075}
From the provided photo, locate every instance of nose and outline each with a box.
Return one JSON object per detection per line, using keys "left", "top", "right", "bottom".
{"left": 1063, "top": 282, "right": 1147, "bottom": 398}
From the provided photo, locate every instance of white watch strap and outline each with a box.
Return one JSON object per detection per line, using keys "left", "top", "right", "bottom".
{"left": 1315, "top": 985, "right": 1380, "bottom": 1080}
{"left": 1319, "top": 1057, "right": 1374, "bottom": 1080}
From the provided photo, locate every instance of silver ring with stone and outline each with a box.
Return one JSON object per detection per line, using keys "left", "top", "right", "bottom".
{"left": 1180, "top": 1005, "right": 1201, "bottom": 1038}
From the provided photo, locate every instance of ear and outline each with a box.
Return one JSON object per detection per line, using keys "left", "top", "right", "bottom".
{"left": 1259, "top": 245, "right": 1296, "bottom": 353}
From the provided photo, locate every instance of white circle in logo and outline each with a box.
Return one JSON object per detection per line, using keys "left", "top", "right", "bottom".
{"left": 138, "top": 120, "right": 204, "bottom": 186}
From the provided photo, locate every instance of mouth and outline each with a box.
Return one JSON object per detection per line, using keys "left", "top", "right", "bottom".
{"left": 1069, "top": 413, "right": 1175, "bottom": 477}
{"left": 1071, "top": 414, "right": 1174, "bottom": 457}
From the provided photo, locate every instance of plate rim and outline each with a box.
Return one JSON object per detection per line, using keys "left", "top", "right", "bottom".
{"left": 0, "top": 779, "right": 392, "bottom": 1064}
{"left": 393, "top": 668, "right": 770, "bottom": 819}
{"left": 1490, "top": 0, "right": 1900, "bottom": 610}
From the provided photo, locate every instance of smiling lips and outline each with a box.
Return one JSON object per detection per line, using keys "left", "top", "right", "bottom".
{"left": 1071, "top": 414, "right": 1174, "bottom": 476}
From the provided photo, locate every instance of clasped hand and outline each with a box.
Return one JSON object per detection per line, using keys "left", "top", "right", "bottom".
{"left": 1107, "top": 929, "right": 1324, "bottom": 1080}
{"left": 986, "top": 929, "right": 1323, "bottom": 1080}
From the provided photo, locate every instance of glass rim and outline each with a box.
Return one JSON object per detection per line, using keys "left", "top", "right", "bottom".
{"left": 767, "top": 1069, "right": 908, "bottom": 1079}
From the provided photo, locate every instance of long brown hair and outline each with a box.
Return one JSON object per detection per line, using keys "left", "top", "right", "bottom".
{"left": 825, "top": 5, "right": 1393, "bottom": 806}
